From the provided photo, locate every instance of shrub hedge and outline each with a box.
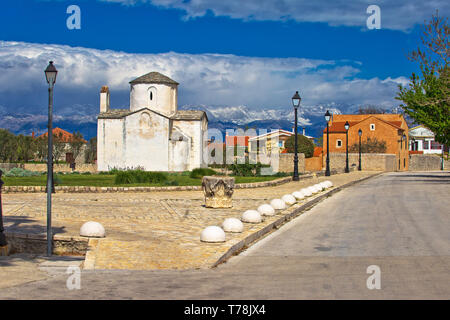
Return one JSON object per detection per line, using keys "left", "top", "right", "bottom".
{"left": 114, "top": 170, "right": 168, "bottom": 184}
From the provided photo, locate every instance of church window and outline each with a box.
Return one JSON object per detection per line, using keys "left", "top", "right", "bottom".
{"left": 150, "top": 91, "right": 153, "bottom": 101}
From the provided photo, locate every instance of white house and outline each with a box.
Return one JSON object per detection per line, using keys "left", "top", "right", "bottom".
{"left": 409, "top": 124, "right": 443, "bottom": 154}
{"left": 97, "top": 72, "right": 208, "bottom": 171}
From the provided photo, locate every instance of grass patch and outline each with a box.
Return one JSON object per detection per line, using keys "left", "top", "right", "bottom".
{"left": 3, "top": 172, "right": 284, "bottom": 187}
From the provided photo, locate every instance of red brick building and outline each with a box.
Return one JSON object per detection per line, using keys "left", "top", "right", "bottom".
{"left": 322, "top": 114, "right": 410, "bottom": 171}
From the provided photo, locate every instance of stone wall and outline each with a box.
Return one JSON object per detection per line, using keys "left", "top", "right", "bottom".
{"left": 0, "top": 163, "right": 19, "bottom": 171}
{"left": 278, "top": 153, "right": 306, "bottom": 173}
{"left": 323, "top": 153, "right": 397, "bottom": 171}
{"left": 5, "top": 232, "right": 89, "bottom": 256}
{"left": 0, "top": 163, "right": 97, "bottom": 173}
{"left": 24, "top": 163, "right": 97, "bottom": 173}
{"left": 409, "top": 154, "right": 443, "bottom": 171}
{"left": 305, "top": 156, "right": 322, "bottom": 172}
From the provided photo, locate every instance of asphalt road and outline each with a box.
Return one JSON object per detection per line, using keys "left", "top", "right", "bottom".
{"left": 0, "top": 171, "right": 449, "bottom": 299}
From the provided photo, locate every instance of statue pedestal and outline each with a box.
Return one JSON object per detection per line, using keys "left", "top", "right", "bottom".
{"left": 202, "top": 176, "right": 235, "bottom": 208}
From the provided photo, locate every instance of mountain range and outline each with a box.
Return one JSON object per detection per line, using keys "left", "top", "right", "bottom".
{"left": 0, "top": 103, "right": 383, "bottom": 140}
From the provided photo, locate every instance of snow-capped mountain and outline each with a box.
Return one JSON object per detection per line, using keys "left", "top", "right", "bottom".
{"left": 1, "top": 102, "right": 382, "bottom": 140}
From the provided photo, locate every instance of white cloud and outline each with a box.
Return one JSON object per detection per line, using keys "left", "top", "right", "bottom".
{"left": 0, "top": 40, "right": 405, "bottom": 119}
{"left": 100, "top": 0, "right": 449, "bottom": 31}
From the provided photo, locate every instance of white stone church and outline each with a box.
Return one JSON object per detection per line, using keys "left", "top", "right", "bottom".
{"left": 97, "top": 72, "right": 208, "bottom": 172}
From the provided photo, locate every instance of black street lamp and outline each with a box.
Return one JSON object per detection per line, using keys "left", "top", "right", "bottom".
{"left": 292, "top": 91, "right": 301, "bottom": 181}
{"left": 325, "top": 110, "right": 331, "bottom": 176}
{"left": 0, "top": 170, "right": 7, "bottom": 250}
{"left": 45, "top": 61, "right": 58, "bottom": 256}
{"left": 411, "top": 137, "right": 416, "bottom": 151}
{"left": 358, "top": 129, "right": 362, "bottom": 171}
{"left": 344, "top": 121, "right": 350, "bottom": 173}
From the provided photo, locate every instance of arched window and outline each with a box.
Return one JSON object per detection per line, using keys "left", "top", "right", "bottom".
{"left": 148, "top": 87, "right": 157, "bottom": 108}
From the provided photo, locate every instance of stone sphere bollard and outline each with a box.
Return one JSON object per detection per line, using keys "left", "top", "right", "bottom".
{"left": 241, "top": 210, "right": 262, "bottom": 223}
{"left": 257, "top": 204, "right": 275, "bottom": 216}
{"left": 222, "top": 218, "right": 244, "bottom": 233}
{"left": 80, "top": 221, "right": 106, "bottom": 238}
{"left": 302, "top": 188, "right": 313, "bottom": 197}
{"left": 292, "top": 190, "right": 305, "bottom": 200}
{"left": 270, "top": 199, "right": 286, "bottom": 210}
{"left": 312, "top": 184, "right": 322, "bottom": 192}
{"left": 307, "top": 186, "right": 318, "bottom": 194}
{"left": 200, "top": 226, "right": 226, "bottom": 242}
{"left": 281, "top": 194, "right": 296, "bottom": 206}
{"left": 202, "top": 176, "right": 235, "bottom": 208}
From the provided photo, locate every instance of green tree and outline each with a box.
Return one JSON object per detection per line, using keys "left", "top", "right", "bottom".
{"left": 16, "top": 134, "right": 36, "bottom": 162}
{"left": 68, "top": 131, "right": 85, "bottom": 164}
{"left": 349, "top": 137, "right": 387, "bottom": 153}
{"left": 396, "top": 12, "right": 450, "bottom": 146}
{"left": 53, "top": 131, "right": 67, "bottom": 164}
{"left": 284, "top": 134, "right": 315, "bottom": 158}
{"left": 84, "top": 137, "right": 97, "bottom": 164}
{"left": 0, "top": 129, "right": 17, "bottom": 162}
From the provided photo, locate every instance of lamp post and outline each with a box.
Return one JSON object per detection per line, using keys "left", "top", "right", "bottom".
{"left": 402, "top": 134, "right": 406, "bottom": 169}
{"left": 292, "top": 91, "right": 301, "bottom": 181}
{"left": 325, "top": 110, "right": 331, "bottom": 176}
{"left": 45, "top": 61, "right": 58, "bottom": 257}
{"left": 344, "top": 121, "right": 350, "bottom": 173}
{"left": 0, "top": 169, "right": 7, "bottom": 250}
{"left": 358, "top": 129, "right": 362, "bottom": 171}
{"left": 411, "top": 137, "right": 416, "bottom": 151}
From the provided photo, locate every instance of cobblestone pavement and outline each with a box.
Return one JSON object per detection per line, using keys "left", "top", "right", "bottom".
{"left": 2, "top": 171, "right": 379, "bottom": 270}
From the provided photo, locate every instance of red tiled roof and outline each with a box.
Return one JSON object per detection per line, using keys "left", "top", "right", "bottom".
{"left": 323, "top": 122, "right": 359, "bottom": 133}
{"left": 38, "top": 127, "right": 87, "bottom": 143}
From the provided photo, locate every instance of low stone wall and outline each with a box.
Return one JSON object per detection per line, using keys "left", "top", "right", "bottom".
{"left": 409, "top": 154, "right": 443, "bottom": 171}
{"left": 323, "top": 153, "right": 396, "bottom": 171}
{"left": 0, "top": 163, "right": 97, "bottom": 173}
{"left": 0, "top": 163, "right": 19, "bottom": 171}
{"left": 5, "top": 232, "right": 89, "bottom": 256}
{"left": 23, "top": 163, "right": 97, "bottom": 173}
{"left": 1, "top": 176, "right": 302, "bottom": 193}
{"left": 278, "top": 153, "right": 306, "bottom": 173}
{"left": 305, "top": 156, "right": 322, "bottom": 172}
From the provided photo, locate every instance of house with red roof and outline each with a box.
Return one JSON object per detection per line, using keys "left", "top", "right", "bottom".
{"left": 322, "top": 114, "right": 410, "bottom": 171}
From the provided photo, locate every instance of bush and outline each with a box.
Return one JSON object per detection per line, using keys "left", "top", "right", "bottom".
{"left": 114, "top": 170, "right": 168, "bottom": 185}
{"left": 284, "top": 135, "right": 315, "bottom": 158}
{"left": 229, "top": 163, "right": 269, "bottom": 176}
{"left": 189, "top": 168, "right": 217, "bottom": 179}
{"left": 4, "top": 167, "right": 41, "bottom": 177}
{"left": 349, "top": 137, "right": 387, "bottom": 153}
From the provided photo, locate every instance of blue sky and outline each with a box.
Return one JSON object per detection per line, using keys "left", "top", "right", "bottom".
{"left": 0, "top": 0, "right": 448, "bottom": 137}
{"left": 0, "top": 0, "right": 425, "bottom": 78}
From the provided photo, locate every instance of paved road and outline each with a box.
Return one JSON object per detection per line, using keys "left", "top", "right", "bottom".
{"left": 0, "top": 171, "right": 449, "bottom": 299}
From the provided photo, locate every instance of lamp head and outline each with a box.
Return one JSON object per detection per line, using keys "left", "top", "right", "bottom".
{"left": 292, "top": 91, "right": 301, "bottom": 109}
{"left": 45, "top": 61, "right": 58, "bottom": 86}
{"left": 324, "top": 110, "right": 331, "bottom": 122}
{"left": 358, "top": 129, "right": 362, "bottom": 137}
{"left": 344, "top": 121, "right": 350, "bottom": 131}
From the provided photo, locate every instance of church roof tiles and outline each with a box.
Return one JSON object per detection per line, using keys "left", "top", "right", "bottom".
{"left": 129, "top": 72, "right": 179, "bottom": 85}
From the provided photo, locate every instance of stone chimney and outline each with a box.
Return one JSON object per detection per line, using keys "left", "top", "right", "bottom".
{"left": 100, "top": 86, "right": 110, "bottom": 113}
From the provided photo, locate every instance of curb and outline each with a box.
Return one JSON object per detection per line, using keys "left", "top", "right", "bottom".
{"left": 1, "top": 175, "right": 313, "bottom": 193}
{"left": 211, "top": 172, "right": 384, "bottom": 268}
